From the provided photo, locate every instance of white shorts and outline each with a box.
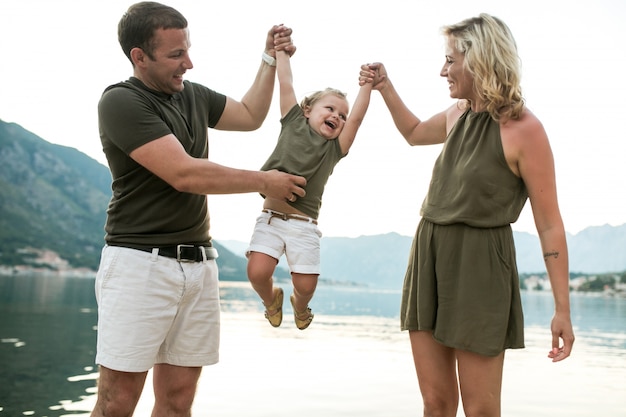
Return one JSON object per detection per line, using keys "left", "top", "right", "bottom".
{"left": 247, "top": 211, "right": 322, "bottom": 274}
{"left": 94, "top": 245, "right": 220, "bottom": 372}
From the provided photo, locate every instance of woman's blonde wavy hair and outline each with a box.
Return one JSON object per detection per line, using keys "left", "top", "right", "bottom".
{"left": 442, "top": 13, "right": 524, "bottom": 121}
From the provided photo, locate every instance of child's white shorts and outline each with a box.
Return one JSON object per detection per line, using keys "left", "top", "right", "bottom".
{"left": 247, "top": 210, "right": 322, "bottom": 274}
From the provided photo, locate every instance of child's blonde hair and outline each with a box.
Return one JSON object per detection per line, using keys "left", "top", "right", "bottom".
{"left": 300, "top": 88, "right": 348, "bottom": 111}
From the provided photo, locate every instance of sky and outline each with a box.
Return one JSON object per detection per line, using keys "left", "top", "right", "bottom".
{"left": 1, "top": 0, "right": 625, "bottom": 243}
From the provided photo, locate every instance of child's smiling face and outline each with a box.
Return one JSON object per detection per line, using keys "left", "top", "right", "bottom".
{"left": 304, "top": 94, "right": 350, "bottom": 140}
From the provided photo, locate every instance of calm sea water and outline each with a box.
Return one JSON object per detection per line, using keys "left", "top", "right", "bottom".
{"left": 0, "top": 275, "right": 624, "bottom": 417}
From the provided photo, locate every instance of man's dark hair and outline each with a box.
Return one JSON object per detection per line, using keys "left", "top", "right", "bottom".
{"left": 118, "top": 1, "right": 188, "bottom": 63}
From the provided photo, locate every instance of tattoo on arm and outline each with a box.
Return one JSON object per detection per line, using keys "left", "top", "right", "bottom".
{"left": 544, "top": 251, "right": 559, "bottom": 260}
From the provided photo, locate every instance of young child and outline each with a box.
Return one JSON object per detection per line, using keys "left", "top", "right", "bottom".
{"left": 246, "top": 42, "right": 373, "bottom": 330}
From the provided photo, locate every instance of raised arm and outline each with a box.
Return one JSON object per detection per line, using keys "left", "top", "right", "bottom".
{"left": 276, "top": 44, "right": 298, "bottom": 118}
{"left": 360, "top": 62, "right": 450, "bottom": 146}
{"left": 214, "top": 25, "right": 294, "bottom": 131}
{"left": 337, "top": 80, "right": 372, "bottom": 155}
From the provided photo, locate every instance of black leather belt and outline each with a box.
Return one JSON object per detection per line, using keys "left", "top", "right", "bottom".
{"left": 117, "top": 244, "right": 219, "bottom": 262}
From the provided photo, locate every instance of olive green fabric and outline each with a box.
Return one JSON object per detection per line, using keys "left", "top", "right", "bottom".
{"left": 260, "top": 104, "right": 345, "bottom": 219}
{"left": 421, "top": 110, "right": 527, "bottom": 227}
{"left": 401, "top": 109, "right": 527, "bottom": 356}
{"left": 98, "top": 77, "right": 226, "bottom": 248}
{"left": 401, "top": 220, "right": 525, "bottom": 356}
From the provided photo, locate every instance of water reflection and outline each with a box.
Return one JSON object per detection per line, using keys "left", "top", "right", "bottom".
{"left": 0, "top": 274, "right": 98, "bottom": 417}
{"left": 1, "top": 275, "right": 625, "bottom": 417}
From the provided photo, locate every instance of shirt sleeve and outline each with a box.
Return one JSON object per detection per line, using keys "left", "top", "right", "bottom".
{"left": 98, "top": 86, "right": 172, "bottom": 155}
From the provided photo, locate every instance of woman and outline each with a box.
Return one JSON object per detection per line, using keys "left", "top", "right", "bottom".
{"left": 360, "top": 14, "right": 574, "bottom": 417}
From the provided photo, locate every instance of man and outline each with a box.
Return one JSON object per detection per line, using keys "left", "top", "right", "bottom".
{"left": 93, "top": 2, "right": 305, "bottom": 416}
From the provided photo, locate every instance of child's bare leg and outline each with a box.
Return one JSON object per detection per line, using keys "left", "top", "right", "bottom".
{"left": 291, "top": 273, "right": 318, "bottom": 311}
{"left": 290, "top": 273, "right": 317, "bottom": 329}
{"left": 248, "top": 251, "right": 283, "bottom": 327}
{"left": 247, "top": 251, "right": 279, "bottom": 307}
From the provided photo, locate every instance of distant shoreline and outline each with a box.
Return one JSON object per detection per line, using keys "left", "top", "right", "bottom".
{"left": 1, "top": 266, "right": 624, "bottom": 298}
{"left": 0, "top": 265, "right": 96, "bottom": 278}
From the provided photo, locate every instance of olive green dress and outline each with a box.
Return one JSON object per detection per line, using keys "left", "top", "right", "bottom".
{"left": 400, "top": 109, "right": 528, "bottom": 356}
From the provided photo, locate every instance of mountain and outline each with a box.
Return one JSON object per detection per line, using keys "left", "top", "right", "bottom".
{"left": 567, "top": 224, "right": 626, "bottom": 273}
{"left": 221, "top": 224, "right": 626, "bottom": 288}
{"left": 323, "top": 226, "right": 626, "bottom": 285}
{"left": 0, "top": 118, "right": 261, "bottom": 278}
{"left": 0, "top": 120, "right": 111, "bottom": 269}
{"left": 1, "top": 119, "right": 625, "bottom": 286}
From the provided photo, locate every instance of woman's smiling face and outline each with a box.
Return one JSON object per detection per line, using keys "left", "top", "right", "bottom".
{"left": 440, "top": 37, "right": 475, "bottom": 101}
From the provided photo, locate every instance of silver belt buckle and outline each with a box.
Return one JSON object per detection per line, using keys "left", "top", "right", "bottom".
{"left": 176, "top": 244, "right": 195, "bottom": 262}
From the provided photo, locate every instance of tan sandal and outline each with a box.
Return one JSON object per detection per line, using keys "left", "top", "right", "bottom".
{"left": 263, "top": 287, "right": 283, "bottom": 327}
{"left": 290, "top": 294, "right": 314, "bottom": 330}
